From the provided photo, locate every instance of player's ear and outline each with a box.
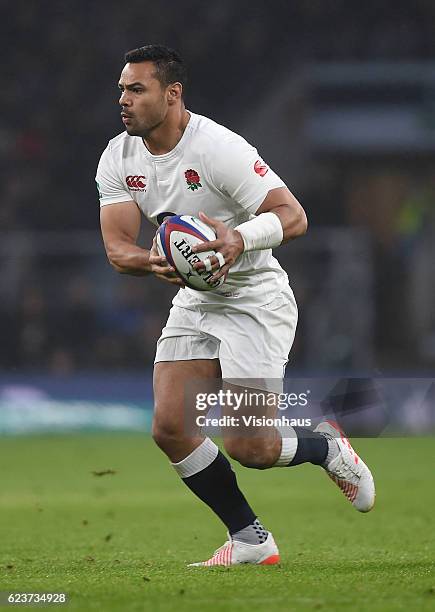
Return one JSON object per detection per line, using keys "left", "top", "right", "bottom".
{"left": 167, "top": 82, "right": 182, "bottom": 104}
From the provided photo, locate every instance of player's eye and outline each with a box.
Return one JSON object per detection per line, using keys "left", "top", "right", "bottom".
{"left": 133, "top": 88, "right": 143, "bottom": 94}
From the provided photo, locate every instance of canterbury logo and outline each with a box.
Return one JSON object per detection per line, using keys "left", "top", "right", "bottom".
{"left": 254, "top": 159, "right": 269, "bottom": 177}
{"left": 126, "top": 175, "right": 146, "bottom": 190}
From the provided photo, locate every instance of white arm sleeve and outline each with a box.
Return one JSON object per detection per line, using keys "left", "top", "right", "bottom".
{"left": 210, "top": 135, "right": 285, "bottom": 214}
{"left": 95, "top": 144, "right": 132, "bottom": 206}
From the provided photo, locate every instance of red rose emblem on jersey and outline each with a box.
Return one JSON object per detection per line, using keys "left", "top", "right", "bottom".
{"left": 254, "top": 159, "right": 269, "bottom": 177}
{"left": 185, "top": 169, "right": 202, "bottom": 191}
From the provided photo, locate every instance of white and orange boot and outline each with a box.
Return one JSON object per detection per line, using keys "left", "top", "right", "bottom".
{"left": 315, "top": 420, "right": 375, "bottom": 512}
{"left": 188, "top": 532, "right": 280, "bottom": 567}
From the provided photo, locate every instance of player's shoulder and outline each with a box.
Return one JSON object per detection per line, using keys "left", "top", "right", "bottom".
{"left": 103, "top": 131, "right": 140, "bottom": 158}
{"left": 189, "top": 112, "right": 250, "bottom": 154}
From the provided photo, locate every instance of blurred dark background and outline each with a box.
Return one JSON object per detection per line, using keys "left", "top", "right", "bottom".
{"left": 2, "top": 0, "right": 435, "bottom": 375}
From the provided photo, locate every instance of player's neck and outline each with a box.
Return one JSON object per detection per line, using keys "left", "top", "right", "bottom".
{"left": 142, "top": 107, "right": 190, "bottom": 155}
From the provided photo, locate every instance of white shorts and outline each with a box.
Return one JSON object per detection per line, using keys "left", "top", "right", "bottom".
{"left": 155, "top": 288, "right": 298, "bottom": 386}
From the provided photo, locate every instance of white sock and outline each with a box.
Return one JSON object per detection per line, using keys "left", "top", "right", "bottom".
{"left": 171, "top": 437, "right": 219, "bottom": 478}
{"left": 273, "top": 427, "right": 298, "bottom": 467}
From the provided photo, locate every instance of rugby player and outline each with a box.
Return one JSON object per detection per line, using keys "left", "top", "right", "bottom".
{"left": 97, "top": 44, "right": 375, "bottom": 566}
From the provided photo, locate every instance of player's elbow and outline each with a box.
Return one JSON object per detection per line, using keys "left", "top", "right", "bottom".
{"left": 106, "top": 245, "right": 127, "bottom": 274}
{"left": 297, "top": 205, "right": 308, "bottom": 236}
{"left": 110, "top": 260, "right": 128, "bottom": 274}
{"left": 287, "top": 204, "right": 308, "bottom": 239}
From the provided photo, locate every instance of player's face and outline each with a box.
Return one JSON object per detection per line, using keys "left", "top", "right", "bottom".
{"left": 118, "top": 62, "right": 169, "bottom": 137}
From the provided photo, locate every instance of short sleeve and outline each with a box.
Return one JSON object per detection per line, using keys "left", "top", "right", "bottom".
{"left": 210, "top": 135, "right": 285, "bottom": 214}
{"left": 95, "top": 144, "right": 132, "bottom": 207}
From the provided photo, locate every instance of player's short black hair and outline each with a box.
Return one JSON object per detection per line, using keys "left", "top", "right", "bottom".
{"left": 124, "top": 44, "right": 187, "bottom": 92}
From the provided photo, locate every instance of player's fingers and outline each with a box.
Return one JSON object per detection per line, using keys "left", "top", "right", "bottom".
{"left": 149, "top": 256, "right": 171, "bottom": 267}
{"left": 193, "top": 253, "right": 225, "bottom": 272}
{"left": 193, "top": 256, "right": 215, "bottom": 271}
{"left": 154, "top": 273, "right": 184, "bottom": 286}
{"left": 198, "top": 211, "right": 219, "bottom": 229}
{"left": 192, "top": 239, "right": 221, "bottom": 254}
{"left": 210, "top": 263, "right": 230, "bottom": 282}
{"left": 215, "top": 252, "right": 226, "bottom": 268}
{"left": 151, "top": 263, "right": 175, "bottom": 274}
{"left": 149, "top": 238, "right": 168, "bottom": 264}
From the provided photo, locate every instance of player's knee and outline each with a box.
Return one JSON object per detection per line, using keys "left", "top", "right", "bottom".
{"left": 151, "top": 416, "right": 183, "bottom": 452}
{"left": 223, "top": 437, "right": 274, "bottom": 470}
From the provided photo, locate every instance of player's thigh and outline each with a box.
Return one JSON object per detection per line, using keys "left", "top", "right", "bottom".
{"left": 217, "top": 291, "right": 297, "bottom": 383}
{"left": 153, "top": 358, "right": 221, "bottom": 436}
{"left": 222, "top": 381, "right": 279, "bottom": 423}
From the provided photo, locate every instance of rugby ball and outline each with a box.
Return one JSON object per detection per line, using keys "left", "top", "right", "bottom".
{"left": 156, "top": 215, "right": 225, "bottom": 291}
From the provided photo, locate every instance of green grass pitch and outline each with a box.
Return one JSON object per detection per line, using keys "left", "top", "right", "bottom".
{"left": 0, "top": 434, "right": 434, "bottom": 611}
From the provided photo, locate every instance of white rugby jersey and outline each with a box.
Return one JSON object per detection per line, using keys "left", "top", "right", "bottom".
{"left": 96, "top": 112, "right": 291, "bottom": 307}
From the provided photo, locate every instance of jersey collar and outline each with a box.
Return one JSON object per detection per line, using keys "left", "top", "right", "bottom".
{"left": 140, "top": 111, "right": 196, "bottom": 162}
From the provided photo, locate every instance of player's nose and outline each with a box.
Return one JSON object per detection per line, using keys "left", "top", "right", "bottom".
{"left": 119, "top": 91, "right": 131, "bottom": 107}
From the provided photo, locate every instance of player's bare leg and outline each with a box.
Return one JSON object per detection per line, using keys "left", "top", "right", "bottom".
{"left": 152, "top": 360, "right": 216, "bottom": 462}
{"left": 220, "top": 383, "right": 375, "bottom": 511}
{"left": 152, "top": 361, "right": 279, "bottom": 566}
{"left": 220, "top": 382, "right": 327, "bottom": 470}
{"left": 183, "top": 401, "right": 377, "bottom": 562}
{"left": 152, "top": 368, "right": 374, "bottom": 566}
{"left": 223, "top": 422, "right": 375, "bottom": 513}
{"left": 220, "top": 383, "right": 282, "bottom": 469}
{"left": 185, "top": 383, "right": 329, "bottom": 567}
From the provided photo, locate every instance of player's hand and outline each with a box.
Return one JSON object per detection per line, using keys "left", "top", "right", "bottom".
{"left": 191, "top": 211, "right": 244, "bottom": 282}
{"left": 149, "top": 237, "right": 185, "bottom": 287}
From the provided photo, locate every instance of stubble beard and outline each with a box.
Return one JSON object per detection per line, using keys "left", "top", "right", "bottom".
{"left": 125, "top": 116, "right": 164, "bottom": 139}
